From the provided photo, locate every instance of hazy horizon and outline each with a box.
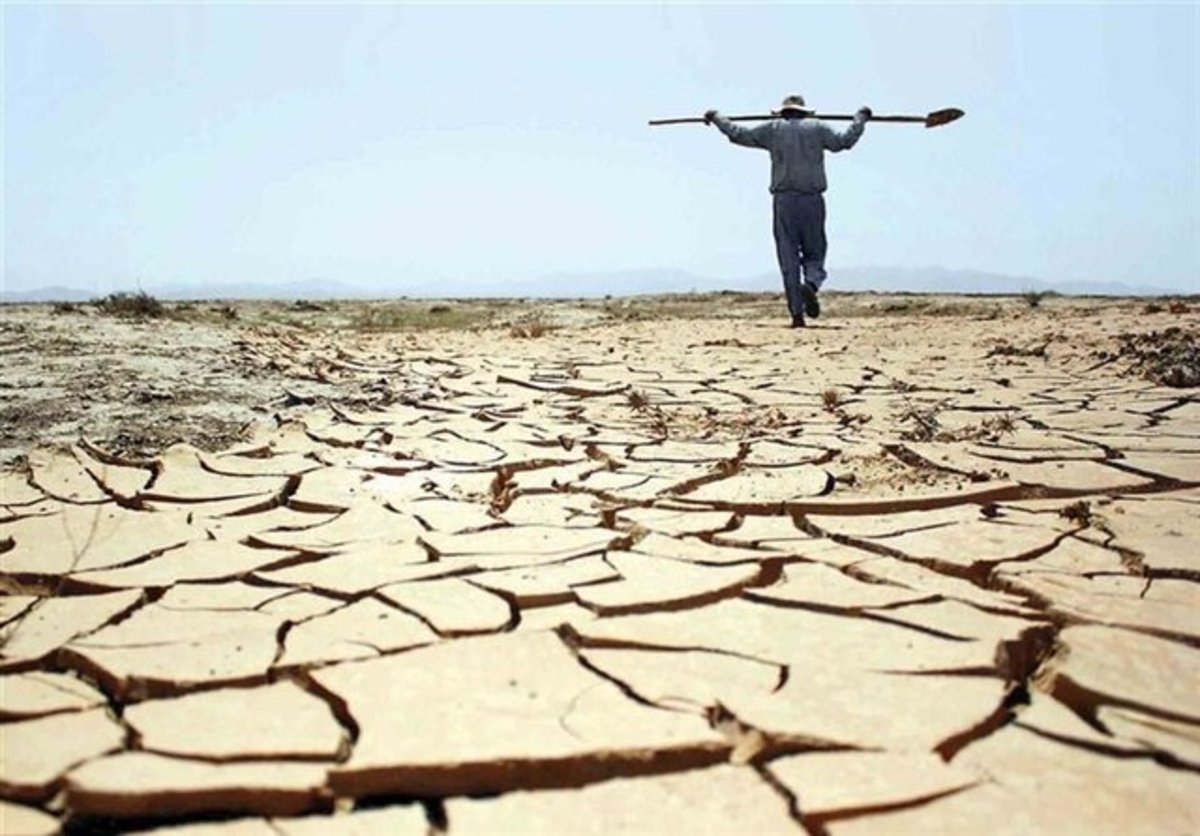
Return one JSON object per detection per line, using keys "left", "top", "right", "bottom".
{"left": 3, "top": 264, "right": 1190, "bottom": 302}
{"left": 5, "top": 4, "right": 1198, "bottom": 297}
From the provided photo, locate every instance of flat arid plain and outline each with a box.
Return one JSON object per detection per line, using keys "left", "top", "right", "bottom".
{"left": 1, "top": 291, "right": 1198, "bottom": 834}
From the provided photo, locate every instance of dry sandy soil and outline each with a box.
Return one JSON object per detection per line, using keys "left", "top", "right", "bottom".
{"left": 1, "top": 292, "right": 1198, "bottom": 833}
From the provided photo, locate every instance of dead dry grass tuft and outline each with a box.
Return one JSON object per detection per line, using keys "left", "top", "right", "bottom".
{"left": 509, "top": 318, "right": 555, "bottom": 339}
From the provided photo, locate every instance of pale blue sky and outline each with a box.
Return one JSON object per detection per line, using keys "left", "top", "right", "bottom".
{"left": 4, "top": 3, "right": 1198, "bottom": 295}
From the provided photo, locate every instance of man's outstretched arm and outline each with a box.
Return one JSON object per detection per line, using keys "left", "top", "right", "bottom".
{"left": 821, "top": 106, "right": 872, "bottom": 152}
{"left": 705, "top": 109, "right": 774, "bottom": 150}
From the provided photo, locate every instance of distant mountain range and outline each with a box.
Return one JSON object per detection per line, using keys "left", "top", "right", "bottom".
{"left": 525, "top": 267, "right": 1189, "bottom": 299}
{"left": 814, "top": 267, "right": 1190, "bottom": 298}
{"left": 0, "top": 279, "right": 368, "bottom": 304}
{"left": 2, "top": 267, "right": 1190, "bottom": 303}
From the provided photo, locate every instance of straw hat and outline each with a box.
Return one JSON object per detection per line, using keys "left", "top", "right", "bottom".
{"left": 777, "top": 94, "right": 814, "bottom": 115}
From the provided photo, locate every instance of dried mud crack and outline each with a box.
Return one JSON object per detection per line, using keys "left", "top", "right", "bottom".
{"left": 1, "top": 296, "right": 1198, "bottom": 833}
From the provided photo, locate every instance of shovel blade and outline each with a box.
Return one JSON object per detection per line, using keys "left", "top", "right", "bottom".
{"left": 925, "top": 108, "right": 965, "bottom": 128}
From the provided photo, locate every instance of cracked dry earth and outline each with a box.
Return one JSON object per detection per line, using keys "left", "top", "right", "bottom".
{"left": 1, "top": 308, "right": 1199, "bottom": 835}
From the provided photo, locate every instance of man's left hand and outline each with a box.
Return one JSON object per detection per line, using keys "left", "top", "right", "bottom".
{"left": 856, "top": 106, "right": 873, "bottom": 121}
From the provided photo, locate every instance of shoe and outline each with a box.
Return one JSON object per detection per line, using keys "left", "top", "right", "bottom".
{"left": 801, "top": 282, "right": 820, "bottom": 319}
{"left": 791, "top": 315, "right": 806, "bottom": 329}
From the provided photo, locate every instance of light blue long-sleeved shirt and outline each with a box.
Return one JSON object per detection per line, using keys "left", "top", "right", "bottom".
{"left": 713, "top": 115, "right": 866, "bottom": 194}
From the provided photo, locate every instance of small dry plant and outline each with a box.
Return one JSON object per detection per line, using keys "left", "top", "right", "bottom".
{"left": 509, "top": 318, "right": 554, "bottom": 339}
{"left": 1058, "top": 500, "right": 1093, "bottom": 527}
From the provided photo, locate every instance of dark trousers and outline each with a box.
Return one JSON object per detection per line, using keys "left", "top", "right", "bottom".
{"left": 772, "top": 191, "right": 827, "bottom": 319}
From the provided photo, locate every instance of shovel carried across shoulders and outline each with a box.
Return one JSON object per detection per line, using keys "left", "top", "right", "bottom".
{"left": 648, "top": 108, "right": 964, "bottom": 129}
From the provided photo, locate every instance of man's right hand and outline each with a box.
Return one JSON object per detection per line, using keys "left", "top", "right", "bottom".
{"left": 704, "top": 109, "right": 718, "bottom": 125}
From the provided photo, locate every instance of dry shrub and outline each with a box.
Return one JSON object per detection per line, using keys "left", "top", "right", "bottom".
{"left": 1113, "top": 327, "right": 1200, "bottom": 388}
{"left": 94, "top": 291, "right": 164, "bottom": 318}
{"left": 1059, "top": 500, "right": 1092, "bottom": 527}
{"left": 1021, "top": 290, "right": 1058, "bottom": 308}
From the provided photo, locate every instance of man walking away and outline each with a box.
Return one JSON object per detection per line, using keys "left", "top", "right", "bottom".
{"left": 705, "top": 95, "right": 872, "bottom": 328}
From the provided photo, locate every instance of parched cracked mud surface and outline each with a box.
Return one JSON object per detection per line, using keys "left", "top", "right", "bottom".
{"left": 1, "top": 299, "right": 1198, "bottom": 833}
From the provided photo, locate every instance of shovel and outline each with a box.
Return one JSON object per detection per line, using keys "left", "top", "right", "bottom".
{"left": 648, "top": 108, "right": 964, "bottom": 128}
